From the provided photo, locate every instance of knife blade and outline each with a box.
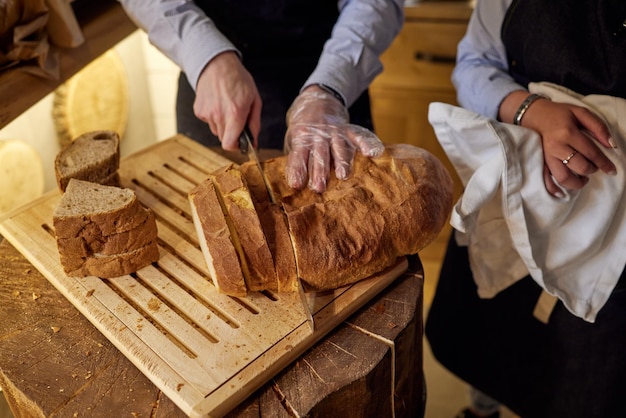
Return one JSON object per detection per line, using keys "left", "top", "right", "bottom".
{"left": 238, "top": 126, "right": 314, "bottom": 331}
{"left": 238, "top": 126, "right": 276, "bottom": 204}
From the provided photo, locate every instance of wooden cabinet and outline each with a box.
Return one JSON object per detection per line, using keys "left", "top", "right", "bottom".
{"left": 370, "top": 2, "right": 473, "bottom": 199}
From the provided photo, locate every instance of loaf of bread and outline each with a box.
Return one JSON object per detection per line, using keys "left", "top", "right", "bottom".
{"left": 53, "top": 179, "right": 159, "bottom": 278}
{"left": 190, "top": 143, "right": 454, "bottom": 295}
{"left": 55, "top": 130, "right": 120, "bottom": 192}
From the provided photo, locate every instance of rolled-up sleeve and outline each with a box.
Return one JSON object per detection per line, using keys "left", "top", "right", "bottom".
{"left": 303, "top": 0, "right": 404, "bottom": 107}
{"left": 118, "top": 0, "right": 237, "bottom": 90}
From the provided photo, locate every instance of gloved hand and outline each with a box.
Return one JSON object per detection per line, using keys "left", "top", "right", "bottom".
{"left": 284, "top": 86, "right": 384, "bottom": 193}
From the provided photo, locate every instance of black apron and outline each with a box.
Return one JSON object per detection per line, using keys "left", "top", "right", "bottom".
{"left": 176, "top": 0, "right": 373, "bottom": 150}
{"left": 425, "top": 1, "right": 626, "bottom": 417}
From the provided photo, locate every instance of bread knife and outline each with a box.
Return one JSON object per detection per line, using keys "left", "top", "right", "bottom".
{"left": 238, "top": 127, "right": 314, "bottom": 331}
{"left": 238, "top": 126, "right": 277, "bottom": 204}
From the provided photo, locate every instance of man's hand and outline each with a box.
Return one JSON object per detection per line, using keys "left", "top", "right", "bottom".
{"left": 193, "top": 51, "right": 262, "bottom": 149}
{"left": 284, "top": 85, "right": 384, "bottom": 193}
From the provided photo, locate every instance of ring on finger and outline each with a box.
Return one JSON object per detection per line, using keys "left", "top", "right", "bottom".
{"left": 562, "top": 150, "right": 578, "bottom": 165}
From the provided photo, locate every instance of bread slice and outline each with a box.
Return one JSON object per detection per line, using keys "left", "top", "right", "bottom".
{"left": 188, "top": 178, "right": 247, "bottom": 297}
{"left": 62, "top": 240, "right": 160, "bottom": 278}
{"left": 211, "top": 164, "right": 277, "bottom": 292}
{"left": 53, "top": 179, "right": 149, "bottom": 239}
{"left": 55, "top": 130, "right": 120, "bottom": 192}
{"left": 240, "top": 162, "right": 298, "bottom": 292}
{"left": 56, "top": 209, "right": 158, "bottom": 257}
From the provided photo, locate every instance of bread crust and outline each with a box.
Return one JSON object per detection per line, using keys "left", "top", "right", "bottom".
{"left": 62, "top": 240, "right": 160, "bottom": 278}
{"left": 188, "top": 179, "right": 247, "bottom": 297}
{"left": 55, "top": 130, "right": 120, "bottom": 192}
{"left": 56, "top": 209, "right": 158, "bottom": 257}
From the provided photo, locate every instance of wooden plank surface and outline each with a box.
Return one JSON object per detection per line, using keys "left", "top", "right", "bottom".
{"left": 0, "top": 135, "right": 409, "bottom": 417}
{"left": 0, "top": 238, "right": 424, "bottom": 418}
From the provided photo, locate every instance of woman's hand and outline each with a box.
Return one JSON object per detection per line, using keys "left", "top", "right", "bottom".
{"left": 500, "top": 91, "right": 617, "bottom": 197}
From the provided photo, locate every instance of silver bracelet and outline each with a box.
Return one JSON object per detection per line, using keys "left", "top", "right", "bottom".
{"left": 513, "top": 93, "right": 546, "bottom": 126}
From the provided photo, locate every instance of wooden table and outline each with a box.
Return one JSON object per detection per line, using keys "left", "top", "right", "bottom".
{"left": 0, "top": 148, "right": 425, "bottom": 418}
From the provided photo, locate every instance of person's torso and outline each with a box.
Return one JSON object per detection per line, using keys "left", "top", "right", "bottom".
{"left": 502, "top": 0, "right": 626, "bottom": 98}
{"left": 194, "top": 0, "right": 339, "bottom": 62}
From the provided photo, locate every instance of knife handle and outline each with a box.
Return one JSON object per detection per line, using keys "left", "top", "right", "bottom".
{"left": 238, "top": 131, "right": 248, "bottom": 154}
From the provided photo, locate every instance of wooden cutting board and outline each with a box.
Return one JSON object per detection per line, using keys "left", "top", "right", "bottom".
{"left": 0, "top": 135, "right": 408, "bottom": 417}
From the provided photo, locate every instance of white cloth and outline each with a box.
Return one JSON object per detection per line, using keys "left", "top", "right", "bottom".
{"left": 428, "top": 82, "right": 626, "bottom": 322}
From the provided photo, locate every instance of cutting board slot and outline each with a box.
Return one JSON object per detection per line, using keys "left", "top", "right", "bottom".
{"left": 103, "top": 271, "right": 203, "bottom": 358}
{"left": 138, "top": 258, "right": 240, "bottom": 333}
{"left": 41, "top": 222, "right": 55, "bottom": 238}
{"left": 147, "top": 169, "right": 192, "bottom": 199}
{"left": 153, "top": 249, "right": 248, "bottom": 329}
{"left": 260, "top": 290, "right": 279, "bottom": 302}
{"left": 130, "top": 176, "right": 193, "bottom": 222}
{"left": 175, "top": 155, "right": 215, "bottom": 179}
{"left": 130, "top": 269, "right": 222, "bottom": 345}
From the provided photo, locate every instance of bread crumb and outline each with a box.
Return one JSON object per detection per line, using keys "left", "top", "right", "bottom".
{"left": 86, "top": 289, "right": 95, "bottom": 297}
{"left": 32, "top": 292, "right": 41, "bottom": 300}
{"left": 176, "top": 383, "right": 184, "bottom": 392}
{"left": 12, "top": 290, "right": 20, "bottom": 298}
{"left": 51, "top": 326, "right": 61, "bottom": 333}
{"left": 147, "top": 297, "right": 160, "bottom": 311}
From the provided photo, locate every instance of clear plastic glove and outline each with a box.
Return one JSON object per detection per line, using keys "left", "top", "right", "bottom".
{"left": 284, "top": 86, "right": 384, "bottom": 193}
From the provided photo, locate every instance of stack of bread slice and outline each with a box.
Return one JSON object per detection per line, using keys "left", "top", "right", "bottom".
{"left": 55, "top": 130, "right": 121, "bottom": 192}
{"left": 189, "top": 143, "right": 454, "bottom": 296}
{"left": 52, "top": 130, "right": 159, "bottom": 278}
{"left": 53, "top": 179, "right": 159, "bottom": 278}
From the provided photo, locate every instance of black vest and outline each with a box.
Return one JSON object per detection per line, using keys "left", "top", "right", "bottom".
{"left": 194, "top": 0, "right": 338, "bottom": 69}
{"left": 502, "top": 0, "right": 626, "bottom": 98}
